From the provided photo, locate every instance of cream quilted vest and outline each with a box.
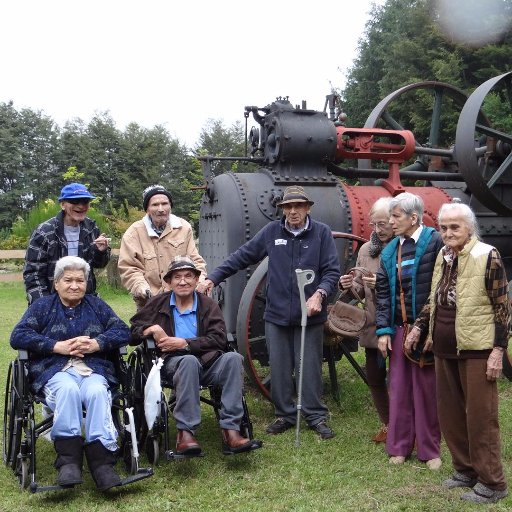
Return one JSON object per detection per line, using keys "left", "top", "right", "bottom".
{"left": 429, "top": 237, "right": 494, "bottom": 352}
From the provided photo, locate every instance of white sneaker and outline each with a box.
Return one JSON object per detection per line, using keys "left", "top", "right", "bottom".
{"left": 389, "top": 456, "right": 405, "bottom": 464}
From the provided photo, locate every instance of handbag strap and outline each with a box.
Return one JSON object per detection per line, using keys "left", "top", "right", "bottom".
{"left": 345, "top": 266, "right": 373, "bottom": 303}
{"left": 397, "top": 243, "right": 408, "bottom": 326}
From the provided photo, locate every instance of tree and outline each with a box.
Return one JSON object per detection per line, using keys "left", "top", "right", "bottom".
{"left": 340, "top": 0, "right": 512, "bottom": 135}
{"left": 0, "top": 102, "right": 60, "bottom": 229}
{"left": 193, "top": 119, "right": 250, "bottom": 176}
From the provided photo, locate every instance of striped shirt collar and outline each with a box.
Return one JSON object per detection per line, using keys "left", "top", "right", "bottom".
{"left": 399, "top": 224, "right": 423, "bottom": 245}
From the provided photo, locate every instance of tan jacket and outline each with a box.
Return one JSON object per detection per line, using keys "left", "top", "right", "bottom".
{"left": 429, "top": 237, "right": 494, "bottom": 351}
{"left": 348, "top": 241, "right": 381, "bottom": 349}
{"left": 118, "top": 214, "right": 206, "bottom": 306}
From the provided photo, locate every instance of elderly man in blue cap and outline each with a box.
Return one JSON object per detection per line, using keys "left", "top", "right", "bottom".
{"left": 24, "top": 183, "right": 110, "bottom": 304}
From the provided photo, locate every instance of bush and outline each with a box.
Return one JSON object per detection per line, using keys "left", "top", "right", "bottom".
{"left": 1, "top": 199, "right": 112, "bottom": 249}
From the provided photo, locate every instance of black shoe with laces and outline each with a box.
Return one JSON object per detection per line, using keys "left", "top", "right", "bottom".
{"left": 310, "top": 420, "right": 335, "bottom": 440}
{"left": 265, "top": 417, "right": 294, "bottom": 435}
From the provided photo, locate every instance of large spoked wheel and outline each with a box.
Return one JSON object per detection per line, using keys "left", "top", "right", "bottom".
{"left": 359, "top": 81, "right": 470, "bottom": 185}
{"left": 236, "top": 233, "right": 367, "bottom": 401}
{"left": 455, "top": 71, "right": 512, "bottom": 214}
{"left": 3, "top": 361, "right": 23, "bottom": 470}
{"left": 236, "top": 258, "right": 271, "bottom": 400}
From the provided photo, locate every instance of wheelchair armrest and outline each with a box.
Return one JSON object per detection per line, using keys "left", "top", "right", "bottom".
{"left": 18, "top": 349, "right": 29, "bottom": 361}
{"left": 144, "top": 337, "right": 156, "bottom": 350}
{"left": 226, "top": 332, "right": 238, "bottom": 352}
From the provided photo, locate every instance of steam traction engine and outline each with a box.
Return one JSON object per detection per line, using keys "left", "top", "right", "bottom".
{"left": 198, "top": 72, "right": 512, "bottom": 399}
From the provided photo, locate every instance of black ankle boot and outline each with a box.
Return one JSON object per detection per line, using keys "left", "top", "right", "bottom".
{"left": 84, "top": 440, "right": 121, "bottom": 491}
{"left": 54, "top": 436, "right": 84, "bottom": 487}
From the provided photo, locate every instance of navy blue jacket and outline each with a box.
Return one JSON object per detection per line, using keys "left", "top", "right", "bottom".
{"left": 207, "top": 216, "right": 340, "bottom": 327}
{"left": 10, "top": 294, "right": 129, "bottom": 394}
{"left": 375, "top": 227, "right": 443, "bottom": 337}
{"left": 23, "top": 211, "right": 110, "bottom": 304}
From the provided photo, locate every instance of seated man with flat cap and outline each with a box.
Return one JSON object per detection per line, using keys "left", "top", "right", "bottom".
{"left": 130, "top": 255, "right": 260, "bottom": 456}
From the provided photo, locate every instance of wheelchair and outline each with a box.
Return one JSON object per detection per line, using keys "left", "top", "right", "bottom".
{"left": 2, "top": 346, "right": 153, "bottom": 493}
{"left": 127, "top": 335, "right": 262, "bottom": 463}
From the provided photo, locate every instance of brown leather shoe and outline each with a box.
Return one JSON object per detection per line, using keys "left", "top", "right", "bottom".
{"left": 176, "top": 430, "right": 202, "bottom": 456}
{"left": 372, "top": 424, "right": 388, "bottom": 443}
{"left": 222, "top": 429, "right": 254, "bottom": 454}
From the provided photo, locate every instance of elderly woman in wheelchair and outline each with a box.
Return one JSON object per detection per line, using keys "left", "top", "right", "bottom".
{"left": 9, "top": 256, "right": 148, "bottom": 491}
{"left": 130, "top": 256, "right": 262, "bottom": 458}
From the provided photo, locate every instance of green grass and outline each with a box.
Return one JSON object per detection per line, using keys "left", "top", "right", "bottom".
{"left": 0, "top": 281, "right": 511, "bottom": 511}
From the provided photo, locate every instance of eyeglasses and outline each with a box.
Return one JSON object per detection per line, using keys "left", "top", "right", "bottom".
{"left": 66, "top": 199, "right": 91, "bottom": 205}
{"left": 369, "top": 221, "right": 389, "bottom": 229}
{"left": 171, "top": 273, "right": 197, "bottom": 283}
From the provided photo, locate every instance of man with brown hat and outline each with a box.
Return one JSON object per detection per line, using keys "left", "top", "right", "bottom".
{"left": 130, "top": 255, "right": 260, "bottom": 456}
{"left": 202, "top": 186, "right": 340, "bottom": 440}
{"left": 118, "top": 184, "right": 206, "bottom": 309}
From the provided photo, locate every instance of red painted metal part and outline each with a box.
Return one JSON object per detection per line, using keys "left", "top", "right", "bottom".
{"left": 341, "top": 184, "right": 452, "bottom": 242}
{"left": 335, "top": 127, "right": 452, "bottom": 234}
{"left": 335, "top": 127, "right": 416, "bottom": 162}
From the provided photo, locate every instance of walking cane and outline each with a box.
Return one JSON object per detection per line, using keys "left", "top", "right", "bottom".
{"left": 295, "top": 268, "right": 315, "bottom": 447}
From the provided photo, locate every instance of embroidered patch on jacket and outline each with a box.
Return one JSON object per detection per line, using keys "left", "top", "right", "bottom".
{"left": 275, "top": 239, "right": 287, "bottom": 246}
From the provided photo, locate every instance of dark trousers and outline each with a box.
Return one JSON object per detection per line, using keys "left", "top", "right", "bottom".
{"left": 436, "top": 357, "right": 507, "bottom": 490}
{"left": 163, "top": 352, "right": 244, "bottom": 433}
{"left": 365, "top": 348, "right": 389, "bottom": 425}
{"left": 265, "top": 322, "right": 328, "bottom": 426}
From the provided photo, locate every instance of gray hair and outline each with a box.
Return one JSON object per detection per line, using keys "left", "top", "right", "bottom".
{"left": 54, "top": 256, "right": 90, "bottom": 283}
{"left": 389, "top": 192, "right": 424, "bottom": 224}
{"left": 438, "top": 202, "right": 480, "bottom": 238}
{"left": 369, "top": 197, "right": 392, "bottom": 218}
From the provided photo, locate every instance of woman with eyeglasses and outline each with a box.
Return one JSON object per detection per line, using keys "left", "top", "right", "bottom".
{"left": 24, "top": 183, "right": 110, "bottom": 304}
{"left": 339, "top": 197, "right": 394, "bottom": 444}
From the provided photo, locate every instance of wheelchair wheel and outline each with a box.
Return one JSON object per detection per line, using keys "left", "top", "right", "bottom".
{"left": 15, "top": 444, "right": 31, "bottom": 489}
{"left": 145, "top": 435, "right": 160, "bottom": 466}
{"left": 3, "top": 360, "right": 23, "bottom": 470}
{"left": 127, "top": 348, "right": 149, "bottom": 444}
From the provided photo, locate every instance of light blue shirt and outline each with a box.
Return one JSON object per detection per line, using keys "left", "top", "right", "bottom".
{"left": 170, "top": 292, "right": 198, "bottom": 338}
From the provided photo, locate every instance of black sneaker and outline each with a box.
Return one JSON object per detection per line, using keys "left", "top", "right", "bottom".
{"left": 310, "top": 420, "right": 335, "bottom": 440}
{"left": 266, "top": 417, "right": 294, "bottom": 434}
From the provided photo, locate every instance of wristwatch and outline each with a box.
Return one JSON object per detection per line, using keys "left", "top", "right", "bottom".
{"left": 317, "top": 289, "right": 327, "bottom": 302}
{"left": 184, "top": 342, "right": 191, "bottom": 352}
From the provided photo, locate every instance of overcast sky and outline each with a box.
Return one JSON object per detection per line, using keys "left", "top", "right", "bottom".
{"left": 1, "top": 0, "right": 384, "bottom": 147}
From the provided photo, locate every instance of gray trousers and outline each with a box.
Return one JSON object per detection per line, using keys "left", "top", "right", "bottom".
{"left": 265, "top": 321, "right": 328, "bottom": 426}
{"left": 162, "top": 352, "right": 244, "bottom": 433}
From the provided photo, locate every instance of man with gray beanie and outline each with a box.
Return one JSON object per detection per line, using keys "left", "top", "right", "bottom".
{"left": 118, "top": 185, "right": 206, "bottom": 309}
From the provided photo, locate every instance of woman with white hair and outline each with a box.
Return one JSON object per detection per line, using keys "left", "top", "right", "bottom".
{"left": 408, "top": 202, "right": 509, "bottom": 504}
{"left": 11, "top": 256, "right": 130, "bottom": 491}
{"left": 375, "top": 192, "right": 444, "bottom": 470}
{"left": 339, "top": 197, "right": 394, "bottom": 443}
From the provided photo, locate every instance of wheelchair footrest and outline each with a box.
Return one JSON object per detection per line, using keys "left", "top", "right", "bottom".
{"left": 30, "top": 482, "right": 77, "bottom": 494}
{"left": 222, "top": 439, "right": 263, "bottom": 455}
{"left": 116, "top": 468, "right": 154, "bottom": 487}
{"left": 165, "top": 450, "right": 205, "bottom": 461}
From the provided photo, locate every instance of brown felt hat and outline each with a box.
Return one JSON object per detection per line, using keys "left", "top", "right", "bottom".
{"left": 276, "top": 185, "right": 314, "bottom": 206}
{"left": 163, "top": 255, "right": 201, "bottom": 282}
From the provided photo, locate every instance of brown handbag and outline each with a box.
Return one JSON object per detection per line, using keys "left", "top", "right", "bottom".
{"left": 397, "top": 243, "right": 434, "bottom": 367}
{"left": 326, "top": 267, "right": 372, "bottom": 338}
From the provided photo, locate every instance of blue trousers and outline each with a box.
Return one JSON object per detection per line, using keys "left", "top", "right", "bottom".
{"left": 265, "top": 321, "right": 328, "bottom": 426}
{"left": 44, "top": 368, "right": 118, "bottom": 451}
{"left": 163, "top": 352, "right": 244, "bottom": 433}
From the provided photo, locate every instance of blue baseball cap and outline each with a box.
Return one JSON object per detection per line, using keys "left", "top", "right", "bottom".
{"left": 58, "top": 183, "right": 96, "bottom": 202}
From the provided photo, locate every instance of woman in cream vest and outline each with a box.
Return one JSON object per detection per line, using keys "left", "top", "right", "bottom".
{"left": 407, "top": 202, "right": 509, "bottom": 505}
